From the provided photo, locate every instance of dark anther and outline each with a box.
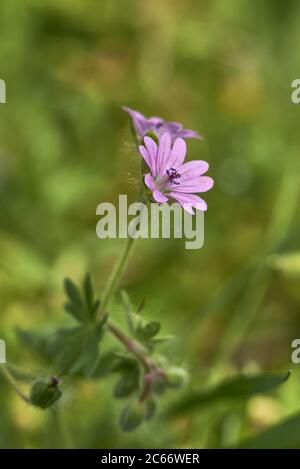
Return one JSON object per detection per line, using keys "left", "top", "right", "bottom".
{"left": 166, "top": 167, "right": 181, "bottom": 184}
{"left": 50, "top": 376, "right": 60, "bottom": 387}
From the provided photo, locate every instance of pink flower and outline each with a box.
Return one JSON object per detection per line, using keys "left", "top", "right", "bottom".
{"left": 123, "top": 106, "right": 202, "bottom": 143}
{"left": 139, "top": 133, "right": 213, "bottom": 213}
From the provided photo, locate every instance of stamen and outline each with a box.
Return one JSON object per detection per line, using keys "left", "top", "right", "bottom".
{"left": 166, "top": 167, "right": 181, "bottom": 185}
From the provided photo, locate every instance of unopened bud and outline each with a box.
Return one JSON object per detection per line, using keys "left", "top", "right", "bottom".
{"left": 165, "top": 367, "right": 188, "bottom": 389}
{"left": 119, "top": 401, "right": 145, "bottom": 432}
{"left": 145, "top": 398, "right": 157, "bottom": 421}
{"left": 30, "top": 377, "right": 62, "bottom": 409}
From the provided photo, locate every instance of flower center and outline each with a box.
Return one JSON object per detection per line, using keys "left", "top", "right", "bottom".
{"left": 154, "top": 168, "right": 181, "bottom": 193}
{"left": 166, "top": 168, "right": 181, "bottom": 185}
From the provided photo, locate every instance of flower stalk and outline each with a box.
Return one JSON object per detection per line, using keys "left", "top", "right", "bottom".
{"left": 0, "top": 363, "right": 30, "bottom": 403}
{"left": 101, "top": 235, "right": 136, "bottom": 313}
{"left": 107, "top": 320, "right": 154, "bottom": 371}
{"left": 100, "top": 187, "right": 147, "bottom": 313}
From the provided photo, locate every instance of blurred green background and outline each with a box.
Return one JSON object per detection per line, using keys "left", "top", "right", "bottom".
{"left": 1, "top": 0, "right": 300, "bottom": 449}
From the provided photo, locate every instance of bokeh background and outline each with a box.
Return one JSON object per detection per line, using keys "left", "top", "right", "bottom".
{"left": 1, "top": 0, "right": 300, "bottom": 448}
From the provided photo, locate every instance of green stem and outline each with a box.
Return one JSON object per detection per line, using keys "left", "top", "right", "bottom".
{"left": 0, "top": 363, "right": 30, "bottom": 403}
{"left": 107, "top": 320, "right": 154, "bottom": 371}
{"left": 107, "top": 319, "right": 160, "bottom": 403}
{"left": 100, "top": 196, "right": 147, "bottom": 313}
{"left": 51, "top": 406, "right": 73, "bottom": 449}
{"left": 101, "top": 235, "right": 136, "bottom": 312}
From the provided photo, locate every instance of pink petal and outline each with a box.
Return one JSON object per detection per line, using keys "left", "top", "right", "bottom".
{"left": 178, "top": 160, "right": 209, "bottom": 177}
{"left": 173, "top": 176, "right": 214, "bottom": 193}
{"left": 123, "top": 106, "right": 146, "bottom": 137}
{"left": 169, "top": 192, "right": 207, "bottom": 212}
{"left": 148, "top": 116, "right": 164, "bottom": 125}
{"left": 123, "top": 106, "right": 145, "bottom": 121}
{"left": 157, "top": 132, "right": 171, "bottom": 174}
{"left": 144, "top": 137, "right": 158, "bottom": 176}
{"left": 139, "top": 145, "right": 155, "bottom": 175}
{"left": 144, "top": 173, "right": 155, "bottom": 190}
{"left": 179, "top": 129, "right": 203, "bottom": 140}
{"left": 153, "top": 189, "right": 168, "bottom": 203}
{"left": 144, "top": 173, "right": 168, "bottom": 203}
{"left": 166, "top": 138, "right": 187, "bottom": 170}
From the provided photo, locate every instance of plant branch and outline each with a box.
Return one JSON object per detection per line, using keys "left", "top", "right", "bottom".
{"left": 101, "top": 236, "right": 136, "bottom": 313}
{"left": 107, "top": 320, "right": 154, "bottom": 371}
{"left": 0, "top": 363, "right": 30, "bottom": 404}
{"left": 100, "top": 188, "right": 147, "bottom": 314}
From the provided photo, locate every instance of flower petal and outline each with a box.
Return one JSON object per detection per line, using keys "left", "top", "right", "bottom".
{"left": 144, "top": 173, "right": 156, "bottom": 191}
{"left": 157, "top": 132, "right": 172, "bottom": 174}
{"left": 153, "top": 189, "right": 168, "bottom": 203}
{"left": 123, "top": 106, "right": 148, "bottom": 137}
{"left": 144, "top": 173, "right": 168, "bottom": 203}
{"left": 123, "top": 106, "right": 202, "bottom": 141}
{"left": 148, "top": 116, "right": 164, "bottom": 126}
{"left": 178, "top": 160, "right": 209, "bottom": 178}
{"left": 139, "top": 145, "right": 156, "bottom": 175}
{"left": 166, "top": 138, "right": 187, "bottom": 170}
{"left": 157, "top": 122, "right": 183, "bottom": 140}
{"left": 169, "top": 192, "right": 207, "bottom": 212}
{"left": 144, "top": 137, "right": 158, "bottom": 176}
{"left": 173, "top": 176, "right": 214, "bottom": 193}
{"left": 179, "top": 129, "right": 203, "bottom": 140}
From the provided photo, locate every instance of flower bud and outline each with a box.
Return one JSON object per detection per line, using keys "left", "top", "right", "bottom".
{"left": 113, "top": 373, "right": 140, "bottom": 399}
{"left": 165, "top": 367, "right": 188, "bottom": 389}
{"left": 148, "top": 369, "right": 168, "bottom": 395}
{"left": 145, "top": 398, "right": 156, "bottom": 421}
{"left": 30, "top": 377, "right": 62, "bottom": 409}
{"left": 119, "top": 401, "right": 146, "bottom": 432}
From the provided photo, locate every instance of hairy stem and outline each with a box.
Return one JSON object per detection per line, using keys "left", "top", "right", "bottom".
{"left": 100, "top": 196, "right": 147, "bottom": 312}
{"left": 0, "top": 363, "right": 30, "bottom": 403}
{"left": 107, "top": 320, "right": 154, "bottom": 371}
{"left": 101, "top": 236, "right": 136, "bottom": 312}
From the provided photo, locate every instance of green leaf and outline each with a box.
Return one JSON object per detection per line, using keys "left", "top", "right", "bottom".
{"left": 168, "top": 371, "right": 291, "bottom": 415}
{"left": 63, "top": 275, "right": 101, "bottom": 323}
{"left": 83, "top": 273, "right": 94, "bottom": 313}
{"left": 47, "top": 324, "right": 105, "bottom": 376}
{"left": 136, "top": 321, "right": 161, "bottom": 342}
{"left": 83, "top": 273, "right": 100, "bottom": 320}
{"left": 90, "top": 350, "right": 121, "bottom": 378}
{"left": 64, "top": 278, "right": 82, "bottom": 308}
{"left": 64, "top": 301, "right": 83, "bottom": 322}
{"left": 64, "top": 278, "right": 84, "bottom": 322}
{"left": 92, "top": 299, "right": 101, "bottom": 318}
{"left": 18, "top": 320, "right": 107, "bottom": 377}
{"left": 150, "top": 335, "right": 175, "bottom": 345}
{"left": 240, "top": 412, "right": 300, "bottom": 449}
{"left": 16, "top": 329, "right": 51, "bottom": 361}
{"left": 120, "top": 290, "right": 134, "bottom": 333}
